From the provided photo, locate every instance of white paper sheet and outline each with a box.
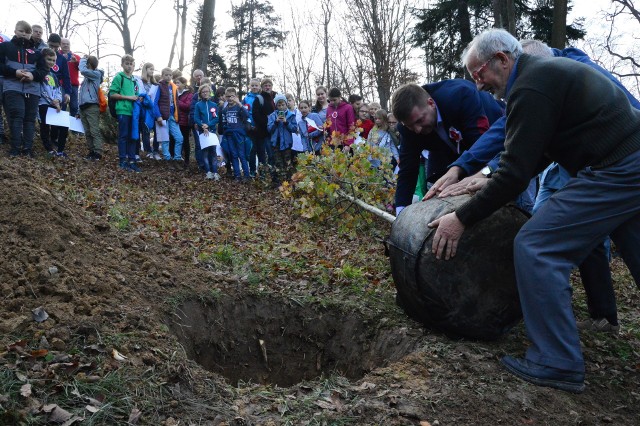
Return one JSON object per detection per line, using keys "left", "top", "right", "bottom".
{"left": 45, "top": 109, "right": 70, "bottom": 127}
{"left": 69, "top": 117, "right": 85, "bottom": 133}
{"left": 199, "top": 132, "right": 220, "bottom": 149}
{"left": 156, "top": 120, "right": 169, "bottom": 141}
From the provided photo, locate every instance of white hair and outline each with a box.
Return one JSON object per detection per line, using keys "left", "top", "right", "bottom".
{"left": 462, "top": 29, "right": 523, "bottom": 67}
{"left": 520, "top": 39, "right": 553, "bottom": 58}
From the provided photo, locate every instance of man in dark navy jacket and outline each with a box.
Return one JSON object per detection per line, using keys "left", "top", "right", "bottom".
{"left": 391, "top": 80, "right": 503, "bottom": 215}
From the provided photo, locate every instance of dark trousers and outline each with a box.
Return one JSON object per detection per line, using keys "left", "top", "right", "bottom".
{"left": 514, "top": 149, "right": 640, "bottom": 373}
{"left": 180, "top": 125, "right": 191, "bottom": 164}
{"left": 39, "top": 104, "right": 69, "bottom": 152}
{"left": 273, "top": 148, "right": 293, "bottom": 183}
{"left": 4, "top": 91, "right": 39, "bottom": 154}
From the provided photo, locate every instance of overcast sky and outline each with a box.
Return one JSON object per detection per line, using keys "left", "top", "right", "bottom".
{"left": 0, "top": 0, "right": 632, "bottom": 91}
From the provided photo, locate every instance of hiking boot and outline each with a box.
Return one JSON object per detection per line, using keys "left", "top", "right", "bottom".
{"left": 56, "top": 151, "right": 68, "bottom": 159}
{"left": 48, "top": 150, "right": 58, "bottom": 157}
{"left": 9, "top": 149, "right": 20, "bottom": 158}
{"left": 93, "top": 153, "right": 102, "bottom": 161}
{"left": 135, "top": 154, "right": 142, "bottom": 163}
{"left": 213, "top": 173, "right": 220, "bottom": 181}
{"left": 119, "top": 161, "right": 130, "bottom": 170}
{"left": 205, "top": 172, "right": 214, "bottom": 180}
{"left": 501, "top": 356, "right": 585, "bottom": 394}
{"left": 85, "top": 151, "right": 95, "bottom": 160}
{"left": 128, "top": 162, "right": 142, "bottom": 173}
{"left": 576, "top": 318, "right": 620, "bottom": 335}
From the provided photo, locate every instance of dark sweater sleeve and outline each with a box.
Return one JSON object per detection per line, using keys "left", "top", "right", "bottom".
{"left": 456, "top": 89, "right": 558, "bottom": 226}
{"left": 394, "top": 125, "right": 422, "bottom": 208}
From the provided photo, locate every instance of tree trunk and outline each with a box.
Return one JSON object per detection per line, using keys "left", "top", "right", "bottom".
{"left": 168, "top": 0, "right": 180, "bottom": 67}
{"left": 551, "top": 0, "right": 568, "bottom": 48}
{"left": 193, "top": 0, "right": 216, "bottom": 72}
{"left": 179, "top": 0, "right": 187, "bottom": 70}
{"left": 505, "top": 0, "right": 516, "bottom": 35}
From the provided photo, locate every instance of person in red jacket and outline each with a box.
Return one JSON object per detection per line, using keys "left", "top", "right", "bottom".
{"left": 357, "top": 103, "right": 374, "bottom": 141}
{"left": 61, "top": 38, "right": 80, "bottom": 116}
{"left": 325, "top": 87, "right": 355, "bottom": 150}
{"left": 176, "top": 76, "right": 194, "bottom": 168}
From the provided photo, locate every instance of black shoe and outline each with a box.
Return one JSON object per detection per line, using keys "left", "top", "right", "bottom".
{"left": 9, "top": 149, "right": 20, "bottom": 158}
{"left": 93, "top": 153, "right": 102, "bottom": 161}
{"left": 500, "top": 356, "right": 585, "bottom": 393}
{"left": 85, "top": 151, "right": 95, "bottom": 160}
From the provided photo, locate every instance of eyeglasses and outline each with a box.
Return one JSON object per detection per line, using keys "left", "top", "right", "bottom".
{"left": 471, "top": 55, "right": 497, "bottom": 83}
{"left": 470, "top": 52, "right": 505, "bottom": 83}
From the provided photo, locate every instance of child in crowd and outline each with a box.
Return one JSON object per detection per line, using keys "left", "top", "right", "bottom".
{"left": 348, "top": 94, "right": 363, "bottom": 115}
{"left": 172, "top": 69, "right": 182, "bottom": 82}
{"left": 268, "top": 94, "right": 298, "bottom": 185}
{"left": 39, "top": 48, "right": 68, "bottom": 157}
{"left": 367, "top": 109, "right": 399, "bottom": 170}
{"left": 137, "top": 62, "right": 160, "bottom": 159}
{"left": 109, "top": 54, "right": 141, "bottom": 171}
{"left": 154, "top": 67, "right": 184, "bottom": 164}
{"left": 312, "top": 86, "right": 329, "bottom": 122}
{"left": 176, "top": 76, "right": 193, "bottom": 168}
{"left": 219, "top": 87, "right": 250, "bottom": 180}
{"left": 78, "top": 54, "right": 104, "bottom": 160}
{"left": 243, "top": 77, "right": 264, "bottom": 177}
{"left": 297, "top": 100, "right": 323, "bottom": 155}
{"left": 357, "top": 103, "right": 374, "bottom": 141}
{"left": 368, "top": 102, "right": 381, "bottom": 120}
{"left": 0, "top": 21, "right": 49, "bottom": 157}
{"left": 286, "top": 93, "right": 304, "bottom": 160}
{"left": 387, "top": 112, "right": 401, "bottom": 149}
{"left": 194, "top": 84, "right": 220, "bottom": 180}
{"left": 325, "top": 87, "right": 356, "bottom": 150}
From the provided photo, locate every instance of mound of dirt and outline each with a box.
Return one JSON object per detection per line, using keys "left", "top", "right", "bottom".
{"left": 1, "top": 147, "right": 639, "bottom": 426}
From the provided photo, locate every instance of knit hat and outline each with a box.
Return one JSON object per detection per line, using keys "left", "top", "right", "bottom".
{"left": 273, "top": 94, "right": 287, "bottom": 106}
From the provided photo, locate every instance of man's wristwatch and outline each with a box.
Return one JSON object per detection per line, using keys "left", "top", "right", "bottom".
{"left": 481, "top": 165, "right": 493, "bottom": 178}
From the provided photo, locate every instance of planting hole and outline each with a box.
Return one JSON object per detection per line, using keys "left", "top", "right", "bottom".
{"left": 170, "top": 295, "right": 423, "bottom": 387}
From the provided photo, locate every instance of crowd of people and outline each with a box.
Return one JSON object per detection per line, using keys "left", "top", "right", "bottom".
{"left": 0, "top": 20, "right": 401, "bottom": 186}
{"left": 4, "top": 19, "right": 640, "bottom": 396}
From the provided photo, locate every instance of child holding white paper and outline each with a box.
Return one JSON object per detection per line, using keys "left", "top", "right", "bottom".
{"left": 194, "top": 85, "right": 220, "bottom": 180}
{"left": 39, "top": 48, "right": 69, "bottom": 157}
{"left": 297, "top": 100, "right": 323, "bottom": 155}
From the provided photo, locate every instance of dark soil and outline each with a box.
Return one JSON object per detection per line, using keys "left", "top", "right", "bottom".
{"left": 1, "top": 136, "right": 639, "bottom": 425}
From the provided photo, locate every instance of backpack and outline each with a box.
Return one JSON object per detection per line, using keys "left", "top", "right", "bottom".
{"left": 108, "top": 74, "right": 124, "bottom": 118}
{"left": 98, "top": 87, "right": 108, "bottom": 113}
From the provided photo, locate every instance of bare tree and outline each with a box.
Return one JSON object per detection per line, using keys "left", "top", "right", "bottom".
{"left": 345, "top": 0, "right": 411, "bottom": 110}
{"left": 78, "top": 0, "right": 158, "bottom": 55}
{"left": 28, "top": 0, "right": 78, "bottom": 37}
{"left": 193, "top": 0, "right": 216, "bottom": 72}
{"left": 168, "top": 0, "right": 181, "bottom": 67}
{"left": 283, "top": 7, "right": 318, "bottom": 101}
{"left": 320, "top": 0, "right": 332, "bottom": 87}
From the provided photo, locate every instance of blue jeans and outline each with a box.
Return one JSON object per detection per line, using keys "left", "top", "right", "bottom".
{"left": 160, "top": 117, "right": 184, "bottom": 160}
{"left": 227, "top": 132, "right": 250, "bottom": 178}
{"left": 117, "top": 114, "right": 136, "bottom": 161}
{"left": 514, "top": 149, "right": 640, "bottom": 373}
{"left": 140, "top": 114, "right": 152, "bottom": 152}
{"left": 201, "top": 145, "right": 218, "bottom": 174}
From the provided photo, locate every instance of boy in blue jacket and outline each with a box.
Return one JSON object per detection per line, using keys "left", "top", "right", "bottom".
{"left": 268, "top": 94, "right": 298, "bottom": 185}
{"left": 38, "top": 48, "right": 68, "bottom": 157}
{"left": 219, "top": 87, "right": 250, "bottom": 180}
